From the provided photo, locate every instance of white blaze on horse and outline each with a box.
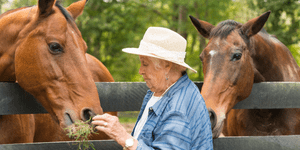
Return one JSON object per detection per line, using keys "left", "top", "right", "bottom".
{"left": 190, "top": 11, "right": 300, "bottom": 138}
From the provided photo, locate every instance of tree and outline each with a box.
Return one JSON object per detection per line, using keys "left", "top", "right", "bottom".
{"left": 70, "top": 0, "right": 240, "bottom": 81}
{"left": 9, "top": 0, "right": 35, "bottom": 9}
{"left": 246, "top": 0, "right": 300, "bottom": 66}
{"left": 5, "top": 0, "right": 296, "bottom": 81}
{"left": 0, "top": 0, "right": 8, "bottom": 13}
{"left": 248, "top": 0, "right": 300, "bottom": 46}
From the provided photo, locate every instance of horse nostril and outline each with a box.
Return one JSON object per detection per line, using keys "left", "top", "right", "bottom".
{"left": 81, "top": 108, "right": 96, "bottom": 122}
{"left": 64, "top": 112, "right": 74, "bottom": 126}
{"left": 208, "top": 108, "right": 217, "bottom": 130}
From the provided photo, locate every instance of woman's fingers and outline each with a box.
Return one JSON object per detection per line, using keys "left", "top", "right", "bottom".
{"left": 92, "top": 113, "right": 133, "bottom": 147}
{"left": 92, "top": 113, "right": 110, "bottom": 121}
{"left": 91, "top": 120, "right": 108, "bottom": 127}
{"left": 95, "top": 124, "right": 106, "bottom": 131}
{"left": 92, "top": 113, "right": 126, "bottom": 139}
{"left": 92, "top": 114, "right": 110, "bottom": 133}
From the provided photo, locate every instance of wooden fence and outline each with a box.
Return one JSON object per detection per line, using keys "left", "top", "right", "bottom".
{"left": 0, "top": 82, "right": 300, "bottom": 150}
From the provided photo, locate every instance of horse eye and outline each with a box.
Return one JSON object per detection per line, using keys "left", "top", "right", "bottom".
{"left": 231, "top": 53, "right": 242, "bottom": 61}
{"left": 49, "top": 42, "right": 63, "bottom": 54}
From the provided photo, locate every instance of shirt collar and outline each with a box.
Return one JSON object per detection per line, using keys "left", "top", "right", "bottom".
{"left": 149, "top": 74, "right": 189, "bottom": 116}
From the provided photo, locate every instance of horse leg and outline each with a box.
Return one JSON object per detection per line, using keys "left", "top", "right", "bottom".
{"left": 0, "top": 114, "right": 35, "bottom": 144}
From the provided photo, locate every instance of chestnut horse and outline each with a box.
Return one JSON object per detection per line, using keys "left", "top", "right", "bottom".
{"left": 189, "top": 11, "right": 300, "bottom": 138}
{"left": 32, "top": 53, "right": 116, "bottom": 142}
{"left": 0, "top": 0, "right": 113, "bottom": 143}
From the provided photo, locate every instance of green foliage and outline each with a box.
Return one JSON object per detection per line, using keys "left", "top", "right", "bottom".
{"left": 0, "top": 0, "right": 8, "bottom": 13}
{"left": 70, "top": 0, "right": 239, "bottom": 81}
{"left": 247, "top": 0, "right": 300, "bottom": 46}
{"left": 64, "top": 118, "right": 98, "bottom": 150}
{"left": 289, "top": 43, "right": 300, "bottom": 63}
{"left": 6, "top": 0, "right": 35, "bottom": 10}
{"left": 2, "top": 0, "right": 300, "bottom": 81}
{"left": 118, "top": 111, "right": 139, "bottom": 123}
{"left": 119, "top": 117, "right": 137, "bottom": 123}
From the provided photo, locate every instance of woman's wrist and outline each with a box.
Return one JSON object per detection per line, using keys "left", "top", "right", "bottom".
{"left": 123, "top": 136, "right": 138, "bottom": 150}
{"left": 116, "top": 133, "right": 132, "bottom": 147}
{"left": 115, "top": 133, "right": 138, "bottom": 150}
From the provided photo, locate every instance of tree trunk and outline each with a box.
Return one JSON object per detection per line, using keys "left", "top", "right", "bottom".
{"left": 178, "top": 5, "right": 187, "bottom": 39}
{"left": 194, "top": 0, "right": 209, "bottom": 80}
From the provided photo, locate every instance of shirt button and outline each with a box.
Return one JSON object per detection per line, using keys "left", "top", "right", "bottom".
{"left": 149, "top": 107, "right": 153, "bottom": 111}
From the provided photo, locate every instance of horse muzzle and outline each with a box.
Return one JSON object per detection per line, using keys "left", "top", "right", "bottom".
{"left": 63, "top": 108, "right": 97, "bottom": 127}
{"left": 208, "top": 108, "right": 224, "bottom": 138}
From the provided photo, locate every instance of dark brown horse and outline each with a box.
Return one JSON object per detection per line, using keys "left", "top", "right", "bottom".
{"left": 189, "top": 11, "right": 300, "bottom": 138}
{"left": 0, "top": 0, "right": 112, "bottom": 143}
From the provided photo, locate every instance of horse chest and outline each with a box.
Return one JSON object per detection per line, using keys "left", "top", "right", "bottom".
{"left": 229, "top": 109, "right": 294, "bottom": 136}
{"left": 245, "top": 109, "right": 297, "bottom": 135}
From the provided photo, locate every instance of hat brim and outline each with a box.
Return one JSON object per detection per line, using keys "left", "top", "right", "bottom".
{"left": 122, "top": 48, "right": 197, "bottom": 73}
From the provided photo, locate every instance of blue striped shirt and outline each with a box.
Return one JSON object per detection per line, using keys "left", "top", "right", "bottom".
{"left": 131, "top": 74, "right": 213, "bottom": 150}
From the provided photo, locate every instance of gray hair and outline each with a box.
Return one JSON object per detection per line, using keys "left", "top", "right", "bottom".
{"left": 149, "top": 57, "right": 186, "bottom": 73}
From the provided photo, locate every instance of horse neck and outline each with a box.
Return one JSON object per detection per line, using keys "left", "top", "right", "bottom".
{"left": 0, "top": 7, "right": 34, "bottom": 52}
{"left": 251, "top": 32, "right": 300, "bottom": 82}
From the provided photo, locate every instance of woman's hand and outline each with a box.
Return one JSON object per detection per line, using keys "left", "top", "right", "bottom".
{"left": 92, "top": 113, "right": 132, "bottom": 147}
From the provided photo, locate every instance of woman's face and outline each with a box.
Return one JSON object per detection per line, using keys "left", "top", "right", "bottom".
{"left": 139, "top": 56, "right": 166, "bottom": 93}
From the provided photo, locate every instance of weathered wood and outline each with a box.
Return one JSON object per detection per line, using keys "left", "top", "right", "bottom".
{"left": 1, "top": 82, "right": 300, "bottom": 115}
{"left": 1, "top": 136, "right": 299, "bottom": 150}
{"left": 0, "top": 140, "right": 122, "bottom": 150}
{"left": 234, "top": 82, "right": 300, "bottom": 109}
{"left": 1, "top": 82, "right": 300, "bottom": 149}
{"left": 213, "top": 135, "right": 300, "bottom": 150}
{"left": 96, "top": 82, "right": 148, "bottom": 112}
{"left": 0, "top": 83, "right": 47, "bottom": 115}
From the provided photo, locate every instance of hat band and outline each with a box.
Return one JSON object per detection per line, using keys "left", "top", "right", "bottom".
{"left": 139, "top": 40, "right": 186, "bottom": 62}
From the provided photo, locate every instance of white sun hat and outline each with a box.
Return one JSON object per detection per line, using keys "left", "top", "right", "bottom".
{"left": 122, "top": 27, "right": 197, "bottom": 73}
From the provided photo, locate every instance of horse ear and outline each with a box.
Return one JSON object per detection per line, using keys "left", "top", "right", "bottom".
{"left": 241, "top": 11, "right": 271, "bottom": 37}
{"left": 66, "top": 0, "right": 88, "bottom": 20}
{"left": 189, "top": 15, "right": 214, "bottom": 39}
{"left": 38, "top": 0, "right": 56, "bottom": 16}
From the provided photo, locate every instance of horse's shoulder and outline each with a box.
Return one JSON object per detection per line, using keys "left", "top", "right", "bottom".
{"left": 86, "top": 54, "right": 114, "bottom": 82}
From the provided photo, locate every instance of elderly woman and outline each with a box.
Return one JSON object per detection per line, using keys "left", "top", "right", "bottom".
{"left": 92, "top": 27, "right": 213, "bottom": 150}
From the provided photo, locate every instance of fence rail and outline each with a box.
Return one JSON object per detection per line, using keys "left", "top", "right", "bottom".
{"left": 1, "top": 136, "right": 299, "bottom": 150}
{"left": 0, "top": 82, "right": 300, "bottom": 150}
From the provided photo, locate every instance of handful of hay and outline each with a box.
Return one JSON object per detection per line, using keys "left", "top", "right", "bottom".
{"left": 64, "top": 118, "right": 98, "bottom": 150}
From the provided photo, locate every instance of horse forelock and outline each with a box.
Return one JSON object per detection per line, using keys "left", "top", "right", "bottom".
{"left": 209, "top": 20, "right": 242, "bottom": 39}
{"left": 55, "top": 1, "right": 74, "bottom": 23}
{"left": 54, "top": 1, "right": 82, "bottom": 38}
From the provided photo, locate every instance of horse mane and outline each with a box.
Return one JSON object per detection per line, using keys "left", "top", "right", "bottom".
{"left": 209, "top": 20, "right": 242, "bottom": 39}
{"left": 209, "top": 20, "right": 275, "bottom": 46}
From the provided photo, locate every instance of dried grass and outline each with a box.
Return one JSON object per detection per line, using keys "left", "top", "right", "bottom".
{"left": 64, "top": 118, "right": 97, "bottom": 150}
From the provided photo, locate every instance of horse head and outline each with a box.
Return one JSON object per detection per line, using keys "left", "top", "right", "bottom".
{"left": 12, "top": 0, "right": 102, "bottom": 129}
{"left": 189, "top": 11, "right": 271, "bottom": 138}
